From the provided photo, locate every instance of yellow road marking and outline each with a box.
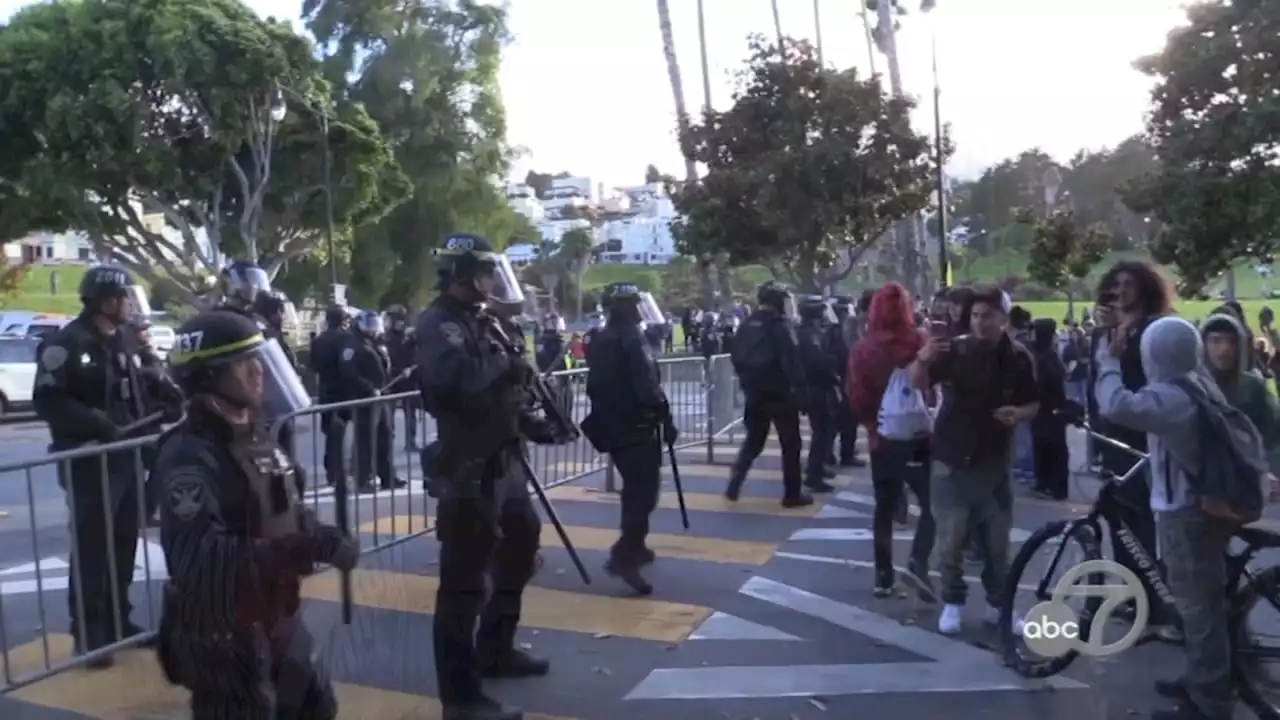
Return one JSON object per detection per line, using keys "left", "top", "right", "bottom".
{"left": 359, "top": 515, "right": 777, "bottom": 565}
{"left": 546, "top": 485, "right": 823, "bottom": 517}
{"left": 302, "top": 569, "right": 711, "bottom": 643}
{"left": 5, "top": 634, "right": 575, "bottom": 719}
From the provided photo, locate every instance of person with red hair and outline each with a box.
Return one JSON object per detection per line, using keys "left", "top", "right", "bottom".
{"left": 846, "top": 283, "right": 936, "bottom": 600}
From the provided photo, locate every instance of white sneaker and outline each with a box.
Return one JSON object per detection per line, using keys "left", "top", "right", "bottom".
{"left": 984, "top": 604, "right": 1024, "bottom": 634}
{"left": 938, "top": 604, "right": 963, "bottom": 635}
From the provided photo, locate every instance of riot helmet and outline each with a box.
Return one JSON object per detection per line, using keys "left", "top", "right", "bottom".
{"left": 324, "top": 305, "right": 350, "bottom": 331}
{"left": 543, "top": 313, "right": 566, "bottom": 332}
{"left": 220, "top": 259, "right": 271, "bottom": 309}
{"left": 353, "top": 310, "right": 385, "bottom": 339}
{"left": 586, "top": 312, "right": 606, "bottom": 330}
{"left": 78, "top": 264, "right": 138, "bottom": 326}
{"left": 385, "top": 304, "right": 409, "bottom": 332}
{"left": 756, "top": 281, "right": 797, "bottom": 319}
{"left": 168, "top": 310, "right": 310, "bottom": 418}
{"left": 432, "top": 233, "right": 524, "bottom": 307}
{"left": 601, "top": 283, "right": 664, "bottom": 326}
{"left": 799, "top": 295, "right": 837, "bottom": 324}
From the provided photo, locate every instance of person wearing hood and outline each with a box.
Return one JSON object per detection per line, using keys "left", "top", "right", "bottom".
{"left": 1202, "top": 312, "right": 1280, "bottom": 471}
{"left": 847, "top": 283, "right": 936, "bottom": 600}
{"left": 1028, "top": 319, "right": 1069, "bottom": 500}
{"left": 1094, "top": 316, "right": 1234, "bottom": 720}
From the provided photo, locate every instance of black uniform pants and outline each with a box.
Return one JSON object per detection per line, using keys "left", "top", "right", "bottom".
{"left": 611, "top": 438, "right": 663, "bottom": 560}
{"left": 61, "top": 458, "right": 141, "bottom": 649}
{"left": 730, "top": 398, "right": 803, "bottom": 497}
{"left": 804, "top": 394, "right": 835, "bottom": 484}
{"left": 186, "top": 622, "right": 337, "bottom": 720}
{"left": 870, "top": 439, "right": 934, "bottom": 582}
{"left": 353, "top": 405, "right": 394, "bottom": 485}
{"left": 320, "top": 412, "right": 348, "bottom": 486}
{"left": 1032, "top": 432, "right": 1069, "bottom": 499}
{"left": 837, "top": 403, "right": 859, "bottom": 463}
{"left": 434, "top": 492, "right": 541, "bottom": 705}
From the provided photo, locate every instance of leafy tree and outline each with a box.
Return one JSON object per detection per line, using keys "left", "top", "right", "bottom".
{"left": 644, "top": 164, "right": 663, "bottom": 184}
{"left": 952, "top": 149, "right": 1058, "bottom": 253}
{"left": 0, "top": 260, "right": 29, "bottom": 308}
{"left": 1126, "top": 0, "right": 1280, "bottom": 296}
{"left": 307, "top": 0, "right": 532, "bottom": 308}
{"left": 0, "top": 0, "right": 405, "bottom": 302}
{"left": 1023, "top": 207, "right": 1110, "bottom": 314}
{"left": 673, "top": 35, "right": 941, "bottom": 291}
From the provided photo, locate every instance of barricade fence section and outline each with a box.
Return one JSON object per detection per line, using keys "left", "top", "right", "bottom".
{"left": 0, "top": 353, "right": 740, "bottom": 693}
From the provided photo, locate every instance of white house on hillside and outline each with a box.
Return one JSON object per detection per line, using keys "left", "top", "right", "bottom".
{"left": 503, "top": 176, "right": 679, "bottom": 266}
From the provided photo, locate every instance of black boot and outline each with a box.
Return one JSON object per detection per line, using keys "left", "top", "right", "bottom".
{"left": 804, "top": 477, "right": 836, "bottom": 493}
{"left": 380, "top": 477, "right": 407, "bottom": 490}
{"left": 781, "top": 492, "right": 814, "bottom": 508}
{"left": 478, "top": 647, "right": 550, "bottom": 679}
{"left": 442, "top": 695, "right": 523, "bottom": 720}
{"left": 724, "top": 474, "right": 745, "bottom": 501}
{"left": 605, "top": 556, "right": 653, "bottom": 595}
{"left": 71, "top": 626, "right": 116, "bottom": 669}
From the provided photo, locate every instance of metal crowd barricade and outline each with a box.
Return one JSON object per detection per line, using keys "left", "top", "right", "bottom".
{"left": 0, "top": 354, "right": 744, "bottom": 694}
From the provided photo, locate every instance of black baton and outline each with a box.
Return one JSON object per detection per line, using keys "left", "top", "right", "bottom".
{"left": 519, "top": 453, "right": 591, "bottom": 584}
{"left": 665, "top": 437, "right": 691, "bottom": 530}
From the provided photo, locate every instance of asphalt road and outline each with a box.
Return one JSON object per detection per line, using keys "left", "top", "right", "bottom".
{"left": 3, "top": 421, "right": 1280, "bottom": 718}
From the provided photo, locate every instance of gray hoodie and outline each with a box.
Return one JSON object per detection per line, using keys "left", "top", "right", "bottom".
{"left": 1094, "top": 316, "right": 1228, "bottom": 512}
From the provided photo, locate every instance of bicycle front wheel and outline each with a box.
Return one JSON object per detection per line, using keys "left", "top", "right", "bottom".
{"left": 999, "top": 519, "right": 1102, "bottom": 678}
{"left": 1233, "top": 565, "right": 1280, "bottom": 720}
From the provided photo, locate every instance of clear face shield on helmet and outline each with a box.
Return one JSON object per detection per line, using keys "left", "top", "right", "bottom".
{"left": 820, "top": 301, "right": 838, "bottom": 325}
{"left": 127, "top": 285, "right": 152, "bottom": 318}
{"left": 781, "top": 294, "right": 799, "bottom": 321}
{"left": 238, "top": 338, "right": 313, "bottom": 420}
{"left": 587, "top": 313, "right": 605, "bottom": 330}
{"left": 636, "top": 292, "right": 665, "bottom": 326}
{"left": 356, "top": 313, "right": 385, "bottom": 338}
{"left": 545, "top": 314, "right": 566, "bottom": 332}
{"left": 230, "top": 266, "right": 272, "bottom": 303}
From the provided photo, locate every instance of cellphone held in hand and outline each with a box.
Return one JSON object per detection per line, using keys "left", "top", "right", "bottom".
{"left": 929, "top": 320, "right": 949, "bottom": 338}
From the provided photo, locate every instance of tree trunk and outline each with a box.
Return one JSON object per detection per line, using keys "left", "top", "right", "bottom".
{"left": 873, "top": 0, "right": 921, "bottom": 294}
{"left": 715, "top": 251, "right": 733, "bottom": 307}
{"left": 657, "top": 0, "right": 714, "bottom": 308}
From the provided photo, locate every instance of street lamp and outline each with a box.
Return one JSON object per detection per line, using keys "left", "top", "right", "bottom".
{"left": 269, "top": 87, "right": 288, "bottom": 123}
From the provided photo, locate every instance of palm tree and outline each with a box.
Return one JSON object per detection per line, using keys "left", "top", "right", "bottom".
{"left": 657, "top": 0, "right": 715, "bottom": 309}
{"left": 560, "top": 228, "right": 595, "bottom": 317}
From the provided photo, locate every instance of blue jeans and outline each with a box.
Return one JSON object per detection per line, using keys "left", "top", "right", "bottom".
{"left": 1013, "top": 422, "right": 1034, "bottom": 477}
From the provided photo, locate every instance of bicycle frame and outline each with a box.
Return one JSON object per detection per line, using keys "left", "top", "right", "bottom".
{"left": 1049, "top": 422, "right": 1270, "bottom": 624}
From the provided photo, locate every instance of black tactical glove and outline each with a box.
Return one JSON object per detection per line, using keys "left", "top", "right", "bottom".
{"left": 662, "top": 420, "right": 679, "bottom": 445}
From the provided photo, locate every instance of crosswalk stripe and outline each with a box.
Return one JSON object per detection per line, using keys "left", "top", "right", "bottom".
{"left": 357, "top": 515, "right": 778, "bottom": 565}
{"left": 545, "top": 485, "right": 824, "bottom": 517}
{"left": 301, "top": 569, "right": 711, "bottom": 643}
{"left": 4, "top": 634, "right": 577, "bottom": 719}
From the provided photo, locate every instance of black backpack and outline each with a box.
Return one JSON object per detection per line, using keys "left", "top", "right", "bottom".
{"left": 1170, "top": 376, "right": 1268, "bottom": 524}
{"left": 730, "top": 321, "right": 778, "bottom": 386}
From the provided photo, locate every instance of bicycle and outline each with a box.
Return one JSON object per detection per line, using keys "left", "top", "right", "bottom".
{"left": 999, "top": 418, "right": 1280, "bottom": 719}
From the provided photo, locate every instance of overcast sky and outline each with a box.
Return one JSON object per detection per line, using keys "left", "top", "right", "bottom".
{"left": 1, "top": 0, "right": 1189, "bottom": 188}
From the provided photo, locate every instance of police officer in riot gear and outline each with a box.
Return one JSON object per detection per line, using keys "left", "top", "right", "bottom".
{"left": 217, "top": 259, "right": 272, "bottom": 313}
{"left": 310, "top": 306, "right": 351, "bottom": 487}
{"left": 417, "top": 232, "right": 569, "bottom": 720}
{"left": 341, "top": 311, "right": 404, "bottom": 493}
{"left": 797, "top": 296, "right": 839, "bottom": 494}
{"left": 699, "top": 312, "right": 722, "bottom": 357}
{"left": 33, "top": 265, "right": 170, "bottom": 665}
{"left": 726, "top": 282, "right": 812, "bottom": 508}
{"left": 384, "top": 304, "right": 419, "bottom": 446}
{"left": 583, "top": 284, "right": 672, "bottom": 594}
{"left": 582, "top": 311, "right": 605, "bottom": 363}
{"left": 152, "top": 311, "right": 359, "bottom": 719}
{"left": 827, "top": 296, "right": 865, "bottom": 468}
{"left": 535, "top": 313, "right": 568, "bottom": 373}
{"left": 716, "top": 313, "right": 739, "bottom": 356}
{"left": 254, "top": 289, "right": 301, "bottom": 454}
